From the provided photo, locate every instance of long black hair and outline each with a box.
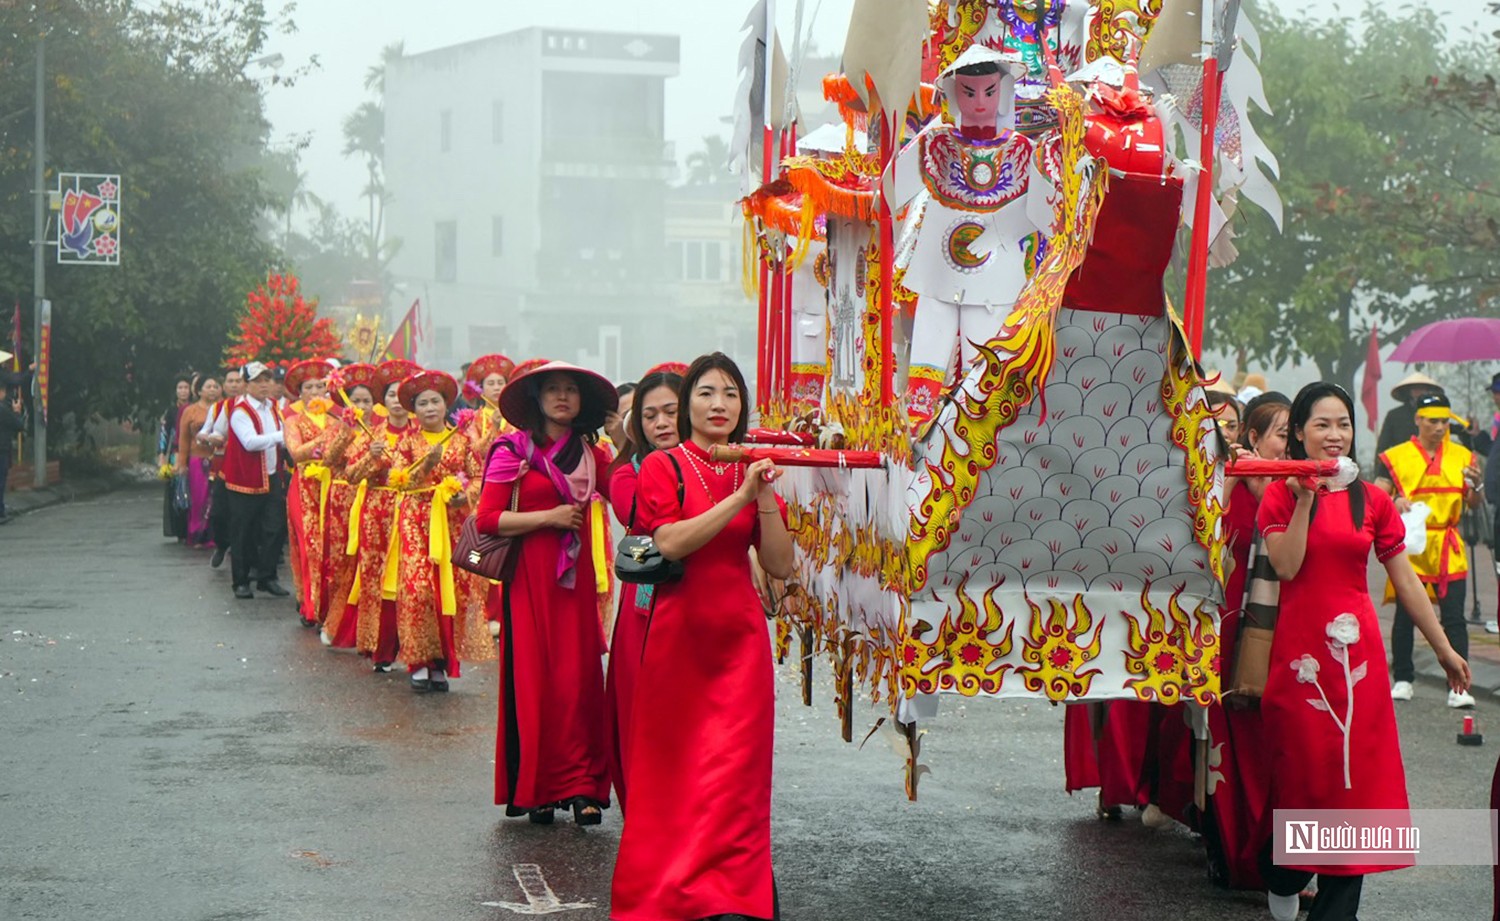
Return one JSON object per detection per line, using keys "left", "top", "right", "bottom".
{"left": 608, "top": 371, "right": 684, "bottom": 477}
{"left": 1288, "top": 382, "right": 1364, "bottom": 528}
{"left": 677, "top": 352, "right": 751, "bottom": 444}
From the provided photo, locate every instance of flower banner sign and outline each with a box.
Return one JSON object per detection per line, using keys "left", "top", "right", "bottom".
{"left": 56, "top": 173, "right": 122, "bottom": 266}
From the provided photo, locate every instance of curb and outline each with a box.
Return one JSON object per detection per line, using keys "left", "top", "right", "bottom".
{"left": 1412, "top": 644, "right": 1500, "bottom": 699}
{"left": 4, "top": 470, "right": 145, "bottom": 518}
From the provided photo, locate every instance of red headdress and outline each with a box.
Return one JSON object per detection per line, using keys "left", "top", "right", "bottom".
{"left": 466, "top": 353, "right": 516, "bottom": 385}
{"left": 642, "top": 361, "right": 690, "bottom": 380}
{"left": 398, "top": 370, "right": 459, "bottom": 413}
{"left": 284, "top": 358, "right": 336, "bottom": 399}
{"left": 330, "top": 363, "right": 379, "bottom": 405}
{"left": 375, "top": 359, "right": 423, "bottom": 399}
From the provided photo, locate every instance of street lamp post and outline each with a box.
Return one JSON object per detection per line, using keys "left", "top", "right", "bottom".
{"left": 31, "top": 30, "right": 46, "bottom": 488}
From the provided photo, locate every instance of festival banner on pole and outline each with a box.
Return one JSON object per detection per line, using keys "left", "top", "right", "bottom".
{"left": 384, "top": 299, "right": 423, "bottom": 362}
{"left": 56, "top": 173, "right": 122, "bottom": 266}
{"left": 36, "top": 299, "right": 51, "bottom": 423}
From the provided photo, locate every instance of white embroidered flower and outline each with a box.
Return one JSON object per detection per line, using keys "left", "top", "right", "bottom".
{"left": 1326, "top": 613, "right": 1361, "bottom": 648}
{"left": 1291, "top": 655, "right": 1320, "bottom": 684}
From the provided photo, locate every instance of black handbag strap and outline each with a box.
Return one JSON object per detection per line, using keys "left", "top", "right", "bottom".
{"left": 627, "top": 450, "right": 684, "bottom": 530}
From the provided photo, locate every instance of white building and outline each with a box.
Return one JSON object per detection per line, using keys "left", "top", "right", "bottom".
{"left": 383, "top": 28, "right": 694, "bottom": 380}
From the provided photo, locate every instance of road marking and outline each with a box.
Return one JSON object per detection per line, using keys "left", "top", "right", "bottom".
{"left": 481, "top": 864, "right": 596, "bottom": 915}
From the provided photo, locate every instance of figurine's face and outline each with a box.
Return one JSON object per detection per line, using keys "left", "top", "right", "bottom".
{"left": 954, "top": 72, "right": 1002, "bottom": 127}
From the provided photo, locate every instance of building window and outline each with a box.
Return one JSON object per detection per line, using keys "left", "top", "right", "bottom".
{"left": 671, "top": 240, "right": 724, "bottom": 283}
{"left": 492, "top": 100, "right": 503, "bottom": 145}
{"left": 435, "top": 220, "right": 458, "bottom": 282}
{"left": 667, "top": 241, "right": 684, "bottom": 281}
{"left": 439, "top": 109, "right": 452, "bottom": 153}
{"left": 491, "top": 215, "right": 504, "bottom": 257}
{"left": 433, "top": 326, "right": 454, "bottom": 362}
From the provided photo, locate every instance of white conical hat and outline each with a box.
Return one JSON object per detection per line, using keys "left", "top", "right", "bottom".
{"left": 936, "top": 45, "right": 1027, "bottom": 132}
{"left": 1389, "top": 372, "right": 1441, "bottom": 401}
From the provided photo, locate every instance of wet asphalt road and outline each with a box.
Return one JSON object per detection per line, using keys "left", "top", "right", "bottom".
{"left": 0, "top": 486, "right": 1493, "bottom": 921}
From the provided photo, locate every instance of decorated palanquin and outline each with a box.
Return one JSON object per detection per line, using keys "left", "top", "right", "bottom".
{"left": 733, "top": 0, "right": 1277, "bottom": 795}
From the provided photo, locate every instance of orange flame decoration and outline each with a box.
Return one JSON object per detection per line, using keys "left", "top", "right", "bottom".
{"left": 1121, "top": 585, "right": 1219, "bottom": 704}
{"left": 1016, "top": 594, "right": 1105, "bottom": 700}
{"left": 1161, "top": 315, "right": 1229, "bottom": 585}
{"left": 901, "top": 573, "right": 1015, "bottom": 697}
{"left": 905, "top": 85, "right": 1105, "bottom": 594}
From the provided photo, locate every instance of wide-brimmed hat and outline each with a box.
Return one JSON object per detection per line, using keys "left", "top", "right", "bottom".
{"left": 375, "top": 359, "right": 423, "bottom": 398}
{"left": 500, "top": 360, "right": 619, "bottom": 432}
{"left": 331, "top": 363, "right": 379, "bottom": 404}
{"left": 1390, "top": 372, "right": 1442, "bottom": 401}
{"left": 398, "top": 370, "right": 459, "bottom": 412}
{"left": 284, "top": 358, "right": 336, "bottom": 398}
{"left": 466, "top": 353, "right": 516, "bottom": 385}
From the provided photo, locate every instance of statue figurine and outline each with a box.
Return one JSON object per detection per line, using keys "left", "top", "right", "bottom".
{"left": 893, "top": 44, "right": 1061, "bottom": 427}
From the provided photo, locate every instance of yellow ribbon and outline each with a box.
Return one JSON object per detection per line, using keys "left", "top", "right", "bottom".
{"left": 380, "top": 495, "right": 405, "bottom": 601}
{"left": 590, "top": 497, "right": 610, "bottom": 595}
{"left": 347, "top": 566, "right": 362, "bottom": 605}
{"left": 346, "top": 480, "right": 369, "bottom": 555}
{"left": 304, "top": 462, "right": 334, "bottom": 523}
{"left": 428, "top": 476, "right": 464, "bottom": 617}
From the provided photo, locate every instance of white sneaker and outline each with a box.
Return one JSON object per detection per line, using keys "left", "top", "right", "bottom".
{"left": 1487, "top": 620, "right": 1499, "bottom": 635}
{"left": 1268, "top": 891, "right": 1299, "bottom": 921}
{"left": 319, "top": 629, "right": 332, "bottom": 647}
{"left": 1448, "top": 690, "right": 1477, "bottom": 709}
{"left": 1141, "top": 803, "right": 1172, "bottom": 828}
{"left": 1391, "top": 681, "right": 1415, "bottom": 701}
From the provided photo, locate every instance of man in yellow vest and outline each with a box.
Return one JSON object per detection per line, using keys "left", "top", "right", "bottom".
{"left": 1376, "top": 392, "right": 1479, "bottom": 708}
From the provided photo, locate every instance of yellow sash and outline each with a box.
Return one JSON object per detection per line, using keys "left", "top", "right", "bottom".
{"left": 303, "top": 462, "right": 334, "bottom": 523}
{"left": 589, "top": 497, "right": 610, "bottom": 595}
{"left": 345, "top": 480, "right": 369, "bottom": 555}
{"left": 427, "top": 477, "right": 464, "bottom": 616}
{"left": 380, "top": 495, "right": 405, "bottom": 601}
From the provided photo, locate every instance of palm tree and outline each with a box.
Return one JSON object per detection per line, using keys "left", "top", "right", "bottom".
{"left": 685, "top": 135, "right": 732, "bottom": 185}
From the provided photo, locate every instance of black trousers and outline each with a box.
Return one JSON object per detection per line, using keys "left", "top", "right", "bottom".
{"left": 0, "top": 451, "right": 9, "bottom": 516}
{"left": 1262, "top": 845, "right": 1365, "bottom": 920}
{"left": 209, "top": 477, "right": 232, "bottom": 548}
{"left": 226, "top": 479, "right": 286, "bottom": 589}
{"left": 1391, "top": 579, "right": 1469, "bottom": 683}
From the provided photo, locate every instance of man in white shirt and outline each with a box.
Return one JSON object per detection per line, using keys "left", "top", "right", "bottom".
{"left": 223, "top": 362, "right": 291, "bottom": 600}
{"left": 198, "top": 367, "right": 244, "bottom": 567}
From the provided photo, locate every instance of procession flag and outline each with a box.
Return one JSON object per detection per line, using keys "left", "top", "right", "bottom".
{"left": 385, "top": 299, "right": 422, "bottom": 362}
{"left": 10, "top": 300, "right": 20, "bottom": 370}
{"left": 1361, "top": 328, "right": 1381, "bottom": 433}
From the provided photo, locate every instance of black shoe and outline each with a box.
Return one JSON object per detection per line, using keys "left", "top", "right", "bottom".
{"left": 233, "top": 585, "right": 254, "bottom": 600}
{"left": 429, "top": 674, "right": 450, "bottom": 693}
{"left": 210, "top": 547, "right": 227, "bottom": 568}
{"left": 528, "top": 807, "right": 555, "bottom": 825}
{"left": 410, "top": 675, "right": 432, "bottom": 692}
{"left": 373, "top": 661, "right": 393, "bottom": 673}
{"left": 256, "top": 580, "right": 290, "bottom": 597}
{"left": 571, "top": 799, "right": 604, "bottom": 827}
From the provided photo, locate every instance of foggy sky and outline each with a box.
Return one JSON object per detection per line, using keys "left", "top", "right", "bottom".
{"left": 263, "top": 0, "right": 1489, "bottom": 234}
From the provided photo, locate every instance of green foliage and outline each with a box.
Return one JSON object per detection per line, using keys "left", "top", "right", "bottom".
{"left": 0, "top": 0, "right": 300, "bottom": 444}
{"left": 1207, "top": 3, "right": 1500, "bottom": 390}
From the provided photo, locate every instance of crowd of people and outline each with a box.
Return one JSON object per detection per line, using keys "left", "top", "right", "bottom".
{"left": 144, "top": 352, "right": 1488, "bottom": 921}
{"left": 156, "top": 349, "right": 791, "bottom": 920}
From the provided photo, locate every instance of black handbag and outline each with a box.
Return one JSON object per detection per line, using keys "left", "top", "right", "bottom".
{"left": 614, "top": 452, "right": 685, "bottom": 585}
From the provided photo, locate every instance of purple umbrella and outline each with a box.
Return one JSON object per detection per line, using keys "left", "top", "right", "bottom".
{"left": 1388, "top": 317, "right": 1500, "bottom": 363}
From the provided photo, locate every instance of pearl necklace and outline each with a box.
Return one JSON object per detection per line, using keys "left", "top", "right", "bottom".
{"left": 680, "top": 445, "right": 741, "bottom": 501}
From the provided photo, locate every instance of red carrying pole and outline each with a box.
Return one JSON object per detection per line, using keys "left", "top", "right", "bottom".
{"left": 1182, "top": 18, "right": 1222, "bottom": 359}
{"left": 780, "top": 123, "right": 796, "bottom": 403}
{"left": 710, "top": 444, "right": 885, "bottom": 469}
{"left": 745, "top": 428, "right": 817, "bottom": 446}
{"left": 878, "top": 113, "right": 896, "bottom": 407}
{"left": 757, "top": 124, "right": 774, "bottom": 411}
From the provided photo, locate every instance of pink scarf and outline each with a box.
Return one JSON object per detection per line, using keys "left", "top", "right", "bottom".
{"left": 486, "top": 431, "right": 596, "bottom": 589}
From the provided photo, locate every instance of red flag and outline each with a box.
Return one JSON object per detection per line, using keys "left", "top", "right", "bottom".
{"left": 384, "top": 299, "right": 422, "bottom": 362}
{"left": 1361, "top": 328, "right": 1381, "bottom": 433}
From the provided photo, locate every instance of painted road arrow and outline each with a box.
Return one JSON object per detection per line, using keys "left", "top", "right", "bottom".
{"left": 482, "top": 864, "right": 596, "bottom": 915}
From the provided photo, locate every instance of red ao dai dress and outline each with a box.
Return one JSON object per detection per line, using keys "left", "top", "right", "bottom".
{"left": 610, "top": 441, "right": 785, "bottom": 921}
{"left": 1256, "top": 480, "right": 1412, "bottom": 876}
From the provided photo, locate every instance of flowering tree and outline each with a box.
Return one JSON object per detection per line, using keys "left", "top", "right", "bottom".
{"left": 225, "top": 272, "right": 342, "bottom": 368}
